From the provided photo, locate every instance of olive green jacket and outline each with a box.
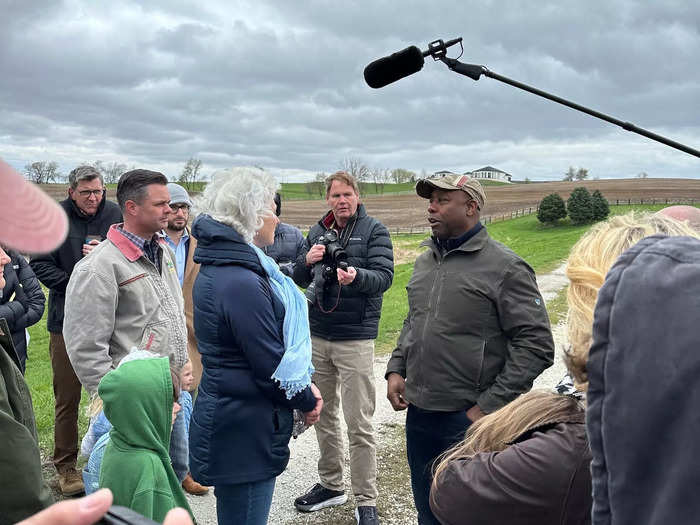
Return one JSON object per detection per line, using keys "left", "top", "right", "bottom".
{"left": 0, "top": 337, "right": 53, "bottom": 524}
{"left": 386, "top": 227, "right": 554, "bottom": 413}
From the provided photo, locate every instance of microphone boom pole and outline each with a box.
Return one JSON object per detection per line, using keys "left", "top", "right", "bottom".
{"left": 439, "top": 56, "right": 700, "bottom": 159}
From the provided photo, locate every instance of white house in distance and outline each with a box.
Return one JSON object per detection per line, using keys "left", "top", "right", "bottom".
{"left": 431, "top": 166, "right": 513, "bottom": 182}
{"left": 470, "top": 166, "right": 512, "bottom": 182}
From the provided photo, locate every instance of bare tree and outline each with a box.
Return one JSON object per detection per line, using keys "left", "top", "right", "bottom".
{"left": 563, "top": 166, "right": 589, "bottom": 181}
{"left": 339, "top": 158, "right": 371, "bottom": 183}
{"left": 574, "top": 168, "right": 589, "bottom": 181}
{"left": 369, "top": 167, "right": 391, "bottom": 194}
{"left": 391, "top": 168, "right": 416, "bottom": 184}
{"left": 24, "top": 161, "right": 60, "bottom": 184}
{"left": 178, "top": 157, "right": 203, "bottom": 190}
{"left": 94, "top": 160, "right": 127, "bottom": 184}
{"left": 563, "top": 166, "right": 576, "bottom": 182}
{"left": 312, "top": 172, "right": 327, "bottom": 197}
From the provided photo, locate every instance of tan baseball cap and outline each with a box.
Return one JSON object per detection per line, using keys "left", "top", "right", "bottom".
{"left": 415, "top": 174, "right": 486, "bottom": 210}
{"left": 0, "top": 158, "right": 69, "bottom": 253}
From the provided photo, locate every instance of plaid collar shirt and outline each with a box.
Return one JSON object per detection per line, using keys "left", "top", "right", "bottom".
{"left": 116, "top": 225, "right": 163, "bottom": 273}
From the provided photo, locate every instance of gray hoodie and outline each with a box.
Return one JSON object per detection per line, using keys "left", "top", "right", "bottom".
{"left": 587, "top": 234, "right": 700, "bottom": 525}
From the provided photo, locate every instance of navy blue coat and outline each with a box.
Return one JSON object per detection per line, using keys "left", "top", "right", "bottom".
{"left": 0, "top": 250, "right": 45, "bottom": 371}
{"left": 263, "top": 222, "right": 305, "bottom": 277}
{"left": 189, "top": 215, "right": 316, "bottom": 486}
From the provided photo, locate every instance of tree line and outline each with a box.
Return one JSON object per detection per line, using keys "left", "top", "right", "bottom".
{"left": 23, "top": 158, "right": 204, "bottom": 190}
{"left": 538, "top": 187, "right": 610, "bottom": 225}
{"left": 303, "top": 158, "right": 421, "bottom": 197}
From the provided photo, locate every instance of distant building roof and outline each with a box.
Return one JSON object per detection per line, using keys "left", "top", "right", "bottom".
{"left": 473, "top": 166, "right": 508, "bottom": 174}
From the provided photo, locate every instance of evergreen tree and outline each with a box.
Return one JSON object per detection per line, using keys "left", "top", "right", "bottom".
{"left": 591, "top": 190, "right": 610, "bottom": 221}
{"left": 567, "top": 187, "right": 594, "bottom": 224}
{"left": 537, "top": 193, "right": 567, "bottom": 224}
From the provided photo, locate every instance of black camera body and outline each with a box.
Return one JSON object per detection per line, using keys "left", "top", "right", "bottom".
{"left": 305, "top": 229, "right": 349, "bottom": 304}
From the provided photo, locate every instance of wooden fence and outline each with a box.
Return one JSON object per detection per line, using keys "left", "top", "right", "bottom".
{"left": 371, "top": 198, "right": 699, "bottom": 235}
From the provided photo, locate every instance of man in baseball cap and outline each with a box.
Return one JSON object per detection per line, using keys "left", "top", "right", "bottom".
{"left": 386, "top": 173, "right": 553, "bottom": 524}
{"left": 415, "top": 173, "right": 487, "bottom": 211}
{"left": 0, "top": 158, "right": 65, "bottom": 520}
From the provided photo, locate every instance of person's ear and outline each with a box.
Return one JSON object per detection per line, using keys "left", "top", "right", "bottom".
{"left": 465, "top": 200, "right": 479, "bottom": 217}
{"left": 124, "top": 200, "right": 138, "bottom": 217}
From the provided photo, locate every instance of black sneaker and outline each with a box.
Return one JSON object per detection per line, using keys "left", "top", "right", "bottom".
{"left": 355, "top": 506, "right": 380, "bottom": 525}
{"left": 294, "top": 483, "right": 348, "bottom": 512}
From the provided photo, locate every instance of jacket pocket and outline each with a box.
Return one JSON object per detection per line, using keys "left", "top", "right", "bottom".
{"left": 139, "top": 320, "right": 170, "bottom": 353}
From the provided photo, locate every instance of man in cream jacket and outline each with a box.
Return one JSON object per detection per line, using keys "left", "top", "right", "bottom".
{"left": 64, "top": 169, "right": 187, "bottom": 396}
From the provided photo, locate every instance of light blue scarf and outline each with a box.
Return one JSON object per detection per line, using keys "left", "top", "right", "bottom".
{"left": 250, "top": 244, "right": 314, "bottom": 399}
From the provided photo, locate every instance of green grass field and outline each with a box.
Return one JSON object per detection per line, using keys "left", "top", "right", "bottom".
{"left": 23, "top": 203, "right": 678, "bottom": 455}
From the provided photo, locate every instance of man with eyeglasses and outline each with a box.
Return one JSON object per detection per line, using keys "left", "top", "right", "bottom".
{"left": 30, "top": 165, "right": 122, "bottom": 497}
{"left": 162, "top": 183, "right": 209, "bottom": 496}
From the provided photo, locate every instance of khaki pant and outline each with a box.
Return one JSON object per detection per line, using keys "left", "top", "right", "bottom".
{"left": 49, "top": 332, "right": 82, "bottom": 473}
{"left": 311, "top": 336, "right": 377, "bottom": 506}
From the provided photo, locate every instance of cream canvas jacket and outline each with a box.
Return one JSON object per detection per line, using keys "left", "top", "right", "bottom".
{"left": 64, "top": 224, "right": 187, "bottom": 395}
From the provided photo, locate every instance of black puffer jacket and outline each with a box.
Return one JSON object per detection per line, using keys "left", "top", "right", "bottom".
{"left": 587, "top": 235, "right": 700, "bottom": 525}
{"left": 29, "top": 196, "right": 122, "bottom": 333}
{"left": 293, "top": 204, "right": 393, "bottom": 340}
{"left": 0, "top": 250, "right": 45, "bottom": 371}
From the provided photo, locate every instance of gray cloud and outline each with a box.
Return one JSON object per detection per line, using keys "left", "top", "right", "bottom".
{"left": 1, "top": 0, "right": 699, "bottom": 182}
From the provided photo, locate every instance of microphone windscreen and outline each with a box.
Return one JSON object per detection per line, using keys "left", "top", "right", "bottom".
{"left": 364, "top": 46, "right": 424, "bottom": 89}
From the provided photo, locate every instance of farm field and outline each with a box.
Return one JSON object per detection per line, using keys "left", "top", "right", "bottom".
{"left": 281, "top": 178, "right": 700, "bottom": 230}
{"left": 39, "top": 177, "right": 700, "bottom": 231}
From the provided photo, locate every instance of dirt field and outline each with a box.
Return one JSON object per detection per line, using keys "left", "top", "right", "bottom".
{"left": 40, "top": 178, "right": 700, "bottom": 231}
{"left": 280, "top": 178, "right": 700, "bottom": 230}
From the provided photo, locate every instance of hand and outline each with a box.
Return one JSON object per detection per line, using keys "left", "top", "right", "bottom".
{"left": 82, "top": 239, "right": 100, "bottom": 257}
{"left": 386, "top": 373, "right": 408, "bottom": 411}
{"left": 337, "top": 266, "right": 357, "bottom": 286}
{"left": 466, "top": 404, "right": 486, "bottom": 422}
{"left": 305, "top": 244, "right": 325, "bottom": 266}
{"left": 17, "top": 489, "right": 194, "bottom": 525}
{"left": 304, "top": 383, "right": 323, "bottom": 426}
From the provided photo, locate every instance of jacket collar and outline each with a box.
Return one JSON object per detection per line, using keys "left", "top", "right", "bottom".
{"left": 107, "top": 223, "right": 165, "bottom": 263}
{"left": 421, "top": 224, "right": 489, "bottom": 256}
{"left": 506, "top": 409, "right": 586, "bottom": 446}
{"left": 319, "top": 203, "right": 367, "bottom": 230}
{"left": 63, "top": 192, "right": 108, "bottom": 220}
{"left": 191, "top": 215, "right": 264, "bottom": 274}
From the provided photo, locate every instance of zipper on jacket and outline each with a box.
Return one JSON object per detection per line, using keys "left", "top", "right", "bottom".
{"left": 418, "top": 257, "right": 442, "bottom": 399}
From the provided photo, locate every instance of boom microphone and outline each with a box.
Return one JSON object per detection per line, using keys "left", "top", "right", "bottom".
{"left": 364, "top": 46, "right": 424, "bottom": 89}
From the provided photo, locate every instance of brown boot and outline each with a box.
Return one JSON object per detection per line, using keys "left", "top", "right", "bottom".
{"left": 182, "top": 472, "right": 209, "bottom": 495}
{"left": 58, "top": 468, "right": 85, "bottom": 497}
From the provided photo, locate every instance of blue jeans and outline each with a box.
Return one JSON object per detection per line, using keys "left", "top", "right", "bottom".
{"left": 215, "top": 478, "right": 276, "bottom": 525}
{"left": 405, "top": 404, "right": 472, "bottom": 525}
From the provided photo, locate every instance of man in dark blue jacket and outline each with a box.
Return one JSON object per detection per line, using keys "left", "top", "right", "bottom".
{"left": 29, "top": 165, "right": 122, "bottom": 497}
{"left": 293, "top": 171, "right": 393, "bottom": 525}
{"left": 263, "top": 192, "right": 305, "bottom": 277}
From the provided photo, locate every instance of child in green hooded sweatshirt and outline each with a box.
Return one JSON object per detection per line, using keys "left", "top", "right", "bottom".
{"left": 98, "top": 356, "right": 194, "bottom": 523}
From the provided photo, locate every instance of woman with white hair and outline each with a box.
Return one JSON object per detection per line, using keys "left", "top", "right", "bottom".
{"left": 188, "top": 167, "right": 322, "bottom": 525}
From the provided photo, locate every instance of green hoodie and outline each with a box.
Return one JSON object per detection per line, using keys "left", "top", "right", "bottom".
{"left": 98, "top": 357, "right": 193, "bottom": 522}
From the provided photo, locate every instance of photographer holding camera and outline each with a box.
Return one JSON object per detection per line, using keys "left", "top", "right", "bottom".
{"left": 292, "top": 171, "right": 393, "bottom": 525}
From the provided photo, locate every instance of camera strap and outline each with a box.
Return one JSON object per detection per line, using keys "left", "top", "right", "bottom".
{"left": 333, "top": 213, "right": 358, "bottom": 249}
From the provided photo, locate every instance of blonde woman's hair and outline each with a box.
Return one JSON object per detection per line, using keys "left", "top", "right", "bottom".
{"left": 565, "top": 212, "right": 699, "bottom": 390}
{"left": 433, "top": 211, "right": 699, "bottom": 485}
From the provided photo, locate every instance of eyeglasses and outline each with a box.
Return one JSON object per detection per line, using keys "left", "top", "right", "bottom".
{"left": 170, "top": 204, "right": 190, "bottom": 212}
{"left": 77, "top": 189, "right": 104, "bottom": 197}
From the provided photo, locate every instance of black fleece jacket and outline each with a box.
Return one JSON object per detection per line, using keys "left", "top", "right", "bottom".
{"left": 293, "top": 204, "right": 394, "bottom": 340}
{"left": 29, "top": 195, "right": 122, "bottom": 333}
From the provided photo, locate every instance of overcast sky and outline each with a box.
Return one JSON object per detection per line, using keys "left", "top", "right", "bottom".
{"left": 2, "top": 0, "right": 699, "bottom": 182}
